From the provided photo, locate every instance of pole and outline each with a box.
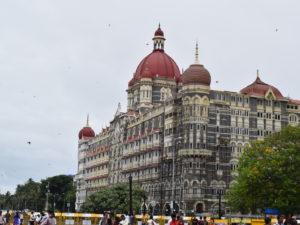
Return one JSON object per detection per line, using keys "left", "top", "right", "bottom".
{"left": 171, "top": 144, "right": 175, "bottom": 212}
{"left": 129, "top": 175, "right": 133, "bottom": 216}
{"left": 218, "top": 192, "right": 221, "bottom": 219}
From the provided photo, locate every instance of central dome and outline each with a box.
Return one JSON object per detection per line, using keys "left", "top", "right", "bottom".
{"left": 128, "top": 26, "right": 182, "bottom": 86}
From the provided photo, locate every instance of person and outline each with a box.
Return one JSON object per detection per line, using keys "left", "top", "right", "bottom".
{"left": 285, "top": 218, "right": 297, "bottom": 225}
{"left": 141, "top": 214, "right": 148, "bottom": 225}
{"left": 177, "top": 216, "right": 184, "bottom": 225}
{"left": 41, "top": 210, "right": 56, "bottom": 225}
{"left": 191, "top": 217, "right": 198, "bottom": 225}
{"left": 169, "top": 214, "right": 177, "bottom": 225}
{"left": 147, "top": 215, "right": 157, "bottom": 225}
{"left": 19, "top": 213, "right": 23, "bottom": 225}
{"left": 0, "top": 211, "right": 5, "bottom": 225}
{"left": 100, "top": 213, "right": 112, "bottom": 225}
{"left": 120, "top": 215, "right": 128, "bottom": 225}
{"left": 13, "top": 212, "right": 20, "bottom": 225}
{"left": 5, "top": 211, "right": 10, "bottom": 225}
{"left": 203, "top": 217, "right": 208, "bottom": 225}
{"left": 29, "top": 212, "right": 35, "bottom": 225}
{"left": 35, "top": 215, "right": 41, "bottom": 225}
{"left": 39, "top": 212, "right": 48, "bottom": 225}
{"left": 113, "top": 216, "right": 121, "bottom": 225}
{"left": 276, "top": 215, "right": 285, "bottom": 225}
{"left": 209, "top": 218, "right": 215, "bottom": 225}
{"left": 265, "top": 217, "right": 272, "bottom": 225}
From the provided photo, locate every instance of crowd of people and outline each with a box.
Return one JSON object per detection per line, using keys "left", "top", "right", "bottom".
{"left": 0, "top": 210, "right": 56, "bottom": 225}
{"left": 0, "top": 210, "right": 299, "bottom": 225}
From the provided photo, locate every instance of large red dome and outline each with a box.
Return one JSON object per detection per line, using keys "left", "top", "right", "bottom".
{"left": 79, "top": 126, "right": 95, "bottom": 139}
{"left": 240, "top": 76, "right": 285, "bottom": 99}
{"left": 129, "top": 50, "right": 181, "bottom": 86}
{"left": 128, "top": 26, "right": 182, "bottom": 87}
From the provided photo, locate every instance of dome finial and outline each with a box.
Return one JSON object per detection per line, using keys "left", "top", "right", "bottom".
{"left": 257, "top": 69, "right": 260, "bottom": 78}
{"left": 86, "top": 114, "right": 90, "bottom": 127}
{"left": 158, "top": 22, "right": 160, "bottom": 29}
{"left": 194, "top": 41, "right": 199, "bottom": 64}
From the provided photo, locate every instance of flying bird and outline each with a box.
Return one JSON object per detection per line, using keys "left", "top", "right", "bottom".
{"left": 27, "top": 141, "right": 31, "bottom": 145}
{"left": 146, "top": 43, "right": 149, "bottom": 46}
{"left": 275, "top": 28, "right": 278, "bottom": 32}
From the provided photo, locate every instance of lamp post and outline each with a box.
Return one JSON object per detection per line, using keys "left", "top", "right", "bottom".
{"left": 171, "top": 137, "right": 182, "bottom": 213}
{"left": 129, "top": 175, "right": 133, "bottom": 216}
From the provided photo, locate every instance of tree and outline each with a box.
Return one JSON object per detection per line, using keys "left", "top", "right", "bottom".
{"left": 227, "top": 126, "right": 300, "bottom": 215}
{"left": 40, "top": 175, "right": 76, "bottom": 212}
{"left": 15, "top": 178, "right": 41, "bottom": 210}
{"left": 80, "top": 184, "right": 146, "bottom": 213}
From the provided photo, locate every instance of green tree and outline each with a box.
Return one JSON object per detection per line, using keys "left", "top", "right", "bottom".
{"left": 227, "top": 126, "right": 300, "bottom": 215}
{"left": 15, "top": 178, "right": 41, "bottom": 210}
{"left": 80, "top": 184, "right": 146, "bottom": 213}
{"left": 40, "top": 175, "right": 76, "bottom": 212}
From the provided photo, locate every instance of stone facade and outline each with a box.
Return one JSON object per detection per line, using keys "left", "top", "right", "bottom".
{"left": 74, "top": 27, "right": 300, "bottom": 215}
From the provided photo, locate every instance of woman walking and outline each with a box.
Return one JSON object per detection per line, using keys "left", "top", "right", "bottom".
{"left": 13, "top": 212, "right": 20, "bottom": 225}
{"left": 41, "top": 210, "right": 56, "bottom": 225}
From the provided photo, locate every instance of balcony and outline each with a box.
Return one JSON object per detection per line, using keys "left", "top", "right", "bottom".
{"left": 178, "top": 149, "right": 212, "bottom": 157}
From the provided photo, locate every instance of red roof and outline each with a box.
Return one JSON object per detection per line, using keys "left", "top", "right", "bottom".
{"left": 240, "top": 76, "right": 285, "bottom": 99}
{"left": 289, "top": 99, "right": 300, "bottom": 104}
{"left": 154, "top": 27, "right": 164, "bottom": 36}
{"left": 129, "top": 50, "right": 181, "bottom": 86}
{"left": 79, "top": 126, "right": 95, "bottom": 139}
{"left": 182, "top": 64, "right": 211, "bottom": 86}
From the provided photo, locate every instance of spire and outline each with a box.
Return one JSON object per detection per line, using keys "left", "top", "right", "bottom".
{"left": 194, "top": 41, "right": 199, "bottom": 64}
{"left": 153, "top": 24, "right": 165, "bottom": 51}
{"left": 86, "top": 114, "right": 90, "bottom": 127}
{"left": 115, "top": 102, "right": 121, "bottom": 116}
{"left": 257, "top": 69, "right": 260, "bottom": 78}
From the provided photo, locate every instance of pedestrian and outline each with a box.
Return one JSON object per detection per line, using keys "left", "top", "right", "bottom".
{"left": 39, "top": 212, "right": 48, "bottom": 225}
{"left": 40, "top": 210, "right": 56, "bottom": 225}
{"left": 265, "top": 217, "right": 272, "bottom": 225}
{"left": 19, "top": 213, "right": 23, "bottom": 225}
{"left": 285, "top": 218, "right": 297, "bottom": 225}
{"left": 169, "top": 214, "right": 177, "bottom": 225}
{"left": 29, "top": 212, "right": 35, "bottom": 225}
{"left": 177, "top": 216, "right": 184, "bottom": 225}
{"left": 35, "top": 215, "right": 41, "bottom": 225}
{"left": 141, "top": 214, "right": 148, "bottom": 225}
{"left": 120, "top": 215, "right": 128, "bottom": 225}
{"left": 209, "top": 218, "right": 215, "bottom": 225}
{"left": 0, "top": 211, "right": 5, "bottom": 225}
{"left": 203, "top": 217, "right": 208, "bottom": 225}
{"left": 276, "top": 215, "right": 285, "bottom": 225}
{"left": 113, "top": 216, "right": 121, "bottom": 225}
{"left": 147, "top": 215, "right": 157, "bottom": 225}
{"left": 5, "top": 210, "right": 10, "bottom": 225}
{"left": 13, "top": 212, "right": 20, "bottom": 225}
{"left": 191, "top": 217, "right": 198, "bottom": 225}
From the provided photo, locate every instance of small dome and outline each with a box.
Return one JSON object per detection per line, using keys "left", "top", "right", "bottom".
{"left": 78, "top": 115, "right": 95, "bottom": 139}
{"left": 182, "top": 64, "right": 211, "bottom": 86}
{"left": 78, "top": 126, "right": 95, "bottom": 139}
{"left": 240, "top": 76, "right": 285, "bottom": 99}
{"left": 154, "top": 27, "right": 164, "bottom": 36}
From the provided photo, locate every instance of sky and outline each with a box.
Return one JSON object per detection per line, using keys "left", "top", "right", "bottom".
{"left": 0, "top": 0, "right": 300, "bottom": 193}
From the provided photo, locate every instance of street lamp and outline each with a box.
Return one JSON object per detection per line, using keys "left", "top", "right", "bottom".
{"left": 171, "top": 136, "right": 182, "bottom": 213}
{"left": 128, "top": 175, "right": 133, "bottom": 216}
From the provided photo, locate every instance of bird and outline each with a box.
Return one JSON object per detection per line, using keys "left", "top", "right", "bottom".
{"left": 216, "top": 81, "right": 219, "bottom": 83}
{"left": 146, "top": 43, "right": 149, "bottom": 46}
{"left": 27, "top": 141, "right": 31, "bottom": 144}
{"left": 275, "top": 28, "right": 278, "bottom": 32}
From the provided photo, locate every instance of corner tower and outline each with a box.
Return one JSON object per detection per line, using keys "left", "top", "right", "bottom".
{"left": 127, "top": 25, "right": 182, "bottom": 112}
